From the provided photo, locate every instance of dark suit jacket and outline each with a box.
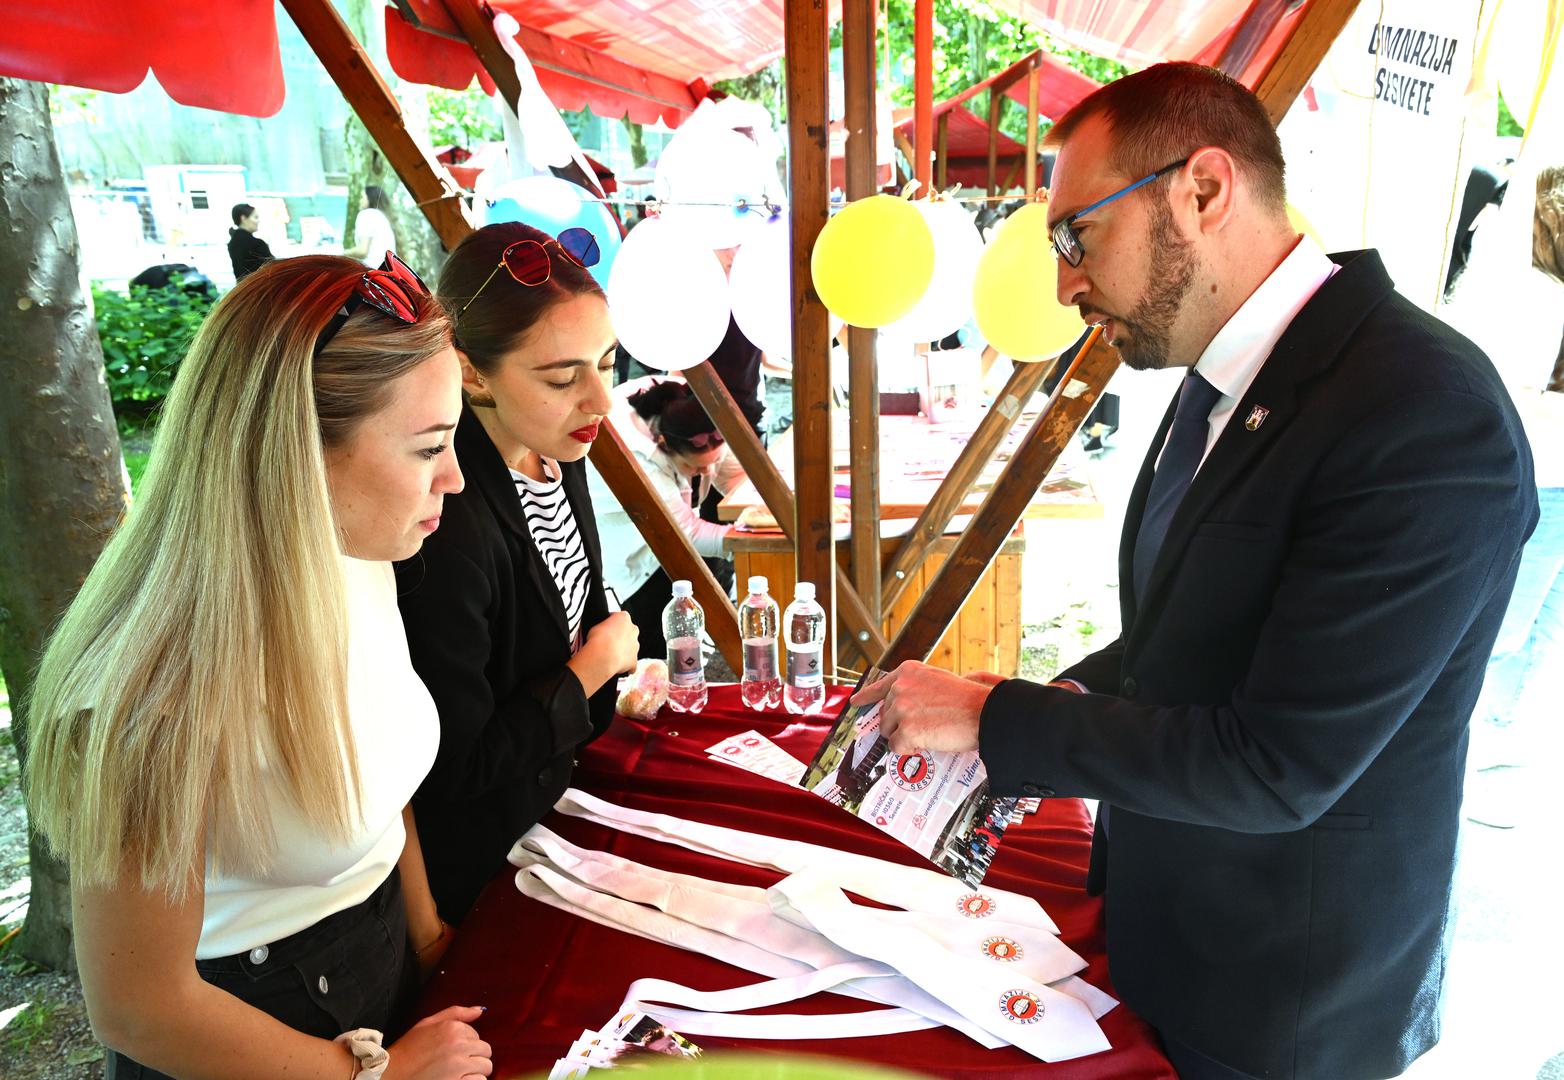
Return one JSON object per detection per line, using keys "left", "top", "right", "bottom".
{"left": 979, "top": 251, "right": 1538, "bottom": 1079}
{"left": 395, "top": 404, "right": 615, "bottom": 921}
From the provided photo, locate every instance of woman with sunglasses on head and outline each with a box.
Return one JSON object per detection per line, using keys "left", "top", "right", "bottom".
{"left": 588, "top": 377, "right": 748, "bottom": 660}
{"left": 25, "top": 255, "right": 491, "bottom": 1080}
{"left": 394, "top": 221, "right": 637, "bottom": 923}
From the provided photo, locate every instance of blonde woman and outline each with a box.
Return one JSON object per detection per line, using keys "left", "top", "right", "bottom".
{"left": 25, "top": 255, "right": 491, "bottom": 1080}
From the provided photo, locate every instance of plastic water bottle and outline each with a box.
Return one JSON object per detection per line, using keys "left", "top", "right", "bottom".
{"left": 783, "top": 581, "right": 827, "bottom": 715}
{"left": 663, "top": 580, "right": 708, "bottom": 714}
{"left": 739, "top": 575, "right": 782, "bottom": 710}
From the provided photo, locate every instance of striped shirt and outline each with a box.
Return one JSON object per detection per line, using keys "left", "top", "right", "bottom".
{"left": 511, "top": 460, "right": 591, "bottom": 648}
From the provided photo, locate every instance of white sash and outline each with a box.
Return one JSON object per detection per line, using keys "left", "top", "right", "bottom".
{"left": 555, "top": 788, "right": 1059, "bottom": 933}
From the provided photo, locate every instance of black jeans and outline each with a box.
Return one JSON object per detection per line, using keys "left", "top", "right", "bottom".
{"left": 105, "top": 870, "right": 418, "bottom": 1079}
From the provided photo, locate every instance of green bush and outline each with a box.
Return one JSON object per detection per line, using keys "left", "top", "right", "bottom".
{"left": 92, "top": 282, "right": 214, "bottom": 432}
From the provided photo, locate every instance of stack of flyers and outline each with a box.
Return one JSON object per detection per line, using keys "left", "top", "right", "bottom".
{"left": 547, "top": 1010, "right": 701, "bottom": 1078}
{"left": 704, "top": 730, "right": 807, "bottom": 786}
{"left": 798, "top": 669, "right": 1020, "bottom": 887}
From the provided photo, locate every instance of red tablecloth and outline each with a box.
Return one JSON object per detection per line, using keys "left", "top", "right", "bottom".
{"left": 417, "top": 685, "right": 1174, "bottom": 1079}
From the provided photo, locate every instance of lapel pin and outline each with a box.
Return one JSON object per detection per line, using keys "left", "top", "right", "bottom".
{"left": 1244, "top": 405, "right": 1270, "bottom": 431}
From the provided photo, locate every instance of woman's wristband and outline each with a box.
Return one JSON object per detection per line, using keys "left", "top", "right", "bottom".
{"left": 415, "top": 918, "right": 452, "bottom": 957}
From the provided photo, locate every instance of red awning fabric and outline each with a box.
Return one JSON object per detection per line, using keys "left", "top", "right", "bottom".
{"left": 1002, "top": 0, "right": 1302, "bottom": 75}
{"left": 0, "top": 0, "right": 284, "bottom": 117}
{"left": 933, "top": 50, "right": 1101, "bottom": 126}
{"left": 893, "top": 106, "right": 1028, "bottom": 190}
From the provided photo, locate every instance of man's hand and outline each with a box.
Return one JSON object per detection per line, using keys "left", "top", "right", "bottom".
{"left": 850, "top": 661, "right": 995, "bottom": 754}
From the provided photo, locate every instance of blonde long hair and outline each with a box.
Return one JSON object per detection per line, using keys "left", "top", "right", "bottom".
{"left": 25, "top": 256, "right": 452, "bottom": 896}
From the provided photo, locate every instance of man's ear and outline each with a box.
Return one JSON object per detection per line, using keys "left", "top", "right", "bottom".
{"left": 1185, "top": 145, "right": 1238, "bottom": 235}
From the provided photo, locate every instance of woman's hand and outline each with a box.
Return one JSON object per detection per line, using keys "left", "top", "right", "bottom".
{"left": 569, "top": 612, "right": 640, "bottom": 694}
{"left": 384, "top": 1005, "right": 492, "bottom": 1079}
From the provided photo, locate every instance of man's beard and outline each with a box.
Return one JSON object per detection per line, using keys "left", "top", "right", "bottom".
{"left": 1104, "top": 197, "right": 1196, "bottom": 371}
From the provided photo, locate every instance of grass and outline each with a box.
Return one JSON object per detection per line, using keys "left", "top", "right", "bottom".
{"left": 1, "top": 999, "right": 57, "bottom": 1055}
{"left": 122, "top": 450, "right": 150, "bottom": 495}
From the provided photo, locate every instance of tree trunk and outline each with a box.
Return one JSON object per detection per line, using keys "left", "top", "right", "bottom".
{"left": 343, "top": 0, "right": 446, "bottom": 278}
{"left": 0, "top": 78, "right": 130, "bottom": 973}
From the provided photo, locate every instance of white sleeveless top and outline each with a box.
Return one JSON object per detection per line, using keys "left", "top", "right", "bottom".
{"left": 198, "top": 556, "right": 439, "bottom": 959}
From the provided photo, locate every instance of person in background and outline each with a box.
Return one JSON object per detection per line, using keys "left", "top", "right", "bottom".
{"left": 396, "top": 221, "right": 638, "bottom": 922}
{"left": 227, "top": 203, "right": 273, "bottom": 281}
{"left": 857, "top": 62, "right": 1536, "bottom": 1080}
{"left": 346, "top": 184, "right": 397, "bottom": 268}
{"left": 587, "top": 376, "right": 747, "bottom": 659}
{"left": 24, "top": 255, "right": 489, "bottom": 1080}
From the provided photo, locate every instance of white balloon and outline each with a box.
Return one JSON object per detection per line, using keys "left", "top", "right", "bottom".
{"left": 655, "top": 127, "right": 773, "bottom": 250}
{"left": 728, "top": 214, "right": 793, "bottom": 359}
{"left": 606, "top": 217, "right": 732, "bottom": 372}
{"left": 887, "top": 200, "right": 986, "bottom": 343}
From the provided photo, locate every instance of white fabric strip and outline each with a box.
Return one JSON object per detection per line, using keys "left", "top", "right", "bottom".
{"left": 772, "top": 873, "right": 1111, "bottom": 1062}
{"left": 555, "top": 788, "right": 1059, "bottom": 933}
{"left": 513, "top": 831, "right": 1006, "bottom": 1047}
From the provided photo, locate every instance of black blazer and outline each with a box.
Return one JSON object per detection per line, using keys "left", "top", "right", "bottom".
{"left": 395, "top": 404, "right": 615, "bottom": 921}
{"left": 979, "top": 251, "right": 1538, "bottom": 1079}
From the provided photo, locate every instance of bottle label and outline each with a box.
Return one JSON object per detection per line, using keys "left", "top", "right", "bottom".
{"left": 787, "top": 643, "right": 824, "bottom": 688}
{"left": 667, "top": 637, "right": 703, "bottom": 686}
{"left": 743, "top": 639, "right": 778, "bottom": 681}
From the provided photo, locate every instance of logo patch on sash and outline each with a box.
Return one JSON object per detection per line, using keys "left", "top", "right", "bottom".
{"left": 1244, "top": 405, "right": 1270, "bottom": 431}
{"left": 999, "top": 989, "right": 1043, "bottom": 1024}
{"left": 891, "top": 753, "right": 934, "bottom": 791}
{"left": 982, "top": 936, "right": 1024, "bottom": 962}
{"left": 957, "top": 892, "right": 996, "bottom": 918}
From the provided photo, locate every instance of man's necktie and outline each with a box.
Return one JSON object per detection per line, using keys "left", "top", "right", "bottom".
{"left": 1132, "top": 371, "right": 1223, "bottom": 602}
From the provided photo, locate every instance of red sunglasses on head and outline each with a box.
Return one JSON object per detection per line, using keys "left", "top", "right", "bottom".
{"left": 458, "top": 227, "right": 601, "bottom": 317}
{"left": 314, "top": 251, "right": 430, "bottom": 356}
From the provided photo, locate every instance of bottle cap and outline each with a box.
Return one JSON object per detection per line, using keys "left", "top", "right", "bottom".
{"left": 795, "top": 581, "right": 816, "bottom": 601}
{"left": 747, "top": 575, "right": 769, "bottom": 595}
{"left": 671, "top": 580, "right": 693, "bottom": 598}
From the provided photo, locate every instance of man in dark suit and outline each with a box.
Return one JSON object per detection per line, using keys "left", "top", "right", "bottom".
{"left": 856, "top": 63, "right": 1537, "bottom": 1079}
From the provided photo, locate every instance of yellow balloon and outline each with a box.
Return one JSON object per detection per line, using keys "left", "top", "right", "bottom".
{"left": 972, "top": 201, "right": 1083, "bottom": 361}
{"left": 811, "top": 194, "right": 935, "bottom": 327}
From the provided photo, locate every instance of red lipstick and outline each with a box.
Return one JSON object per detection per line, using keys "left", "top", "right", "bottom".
{"left": 568, "top": 421, "right": 601, "bottom": 444}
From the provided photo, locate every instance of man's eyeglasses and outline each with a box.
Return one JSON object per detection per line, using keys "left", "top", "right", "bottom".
{"left": 458, "top": 227, "right": 602, "bottom": 317}
{"left": 1050, "top": 158, "right": 1188, "bottom": 267}
{"left": 314, "top": 252, "right": 430, "bottom": 356}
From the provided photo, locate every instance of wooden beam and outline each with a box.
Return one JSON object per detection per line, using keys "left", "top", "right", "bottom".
{"left": 1024, "top": 64, "right": 1040, "bottom": 196}
{"left": 281, "top": 0, "right": 473, "bottom": 250}
{"left": 588, "top": 425, "right": 744, "bottom": 671}
{"left": 879, "top": 355, "right": 1055, "bottom": 610}
{"left": 987, "top": 92, "right": 1001, "bottom": 195}
{"left": 440, "top": 0, "right": 521, "bottom": 109}
{"left": 1001, "top": 158, "right": 1023, "bottom": 192}
{"left": 881, "top": 328, "right": 1114, "bottom": 669}
{"left": 1251, "top": 0, "right": 1361, "bottom": 124}
{"left": 913, "top": 0, "right": 934, "bottom": 191}
{"left": 935, "top": 111, "right": 949, "bottom": 191}
{"left": 785, "top": 0, "right": 837, "bottom": 664}
{"left": 684, "top": 364, "right": 889, "bottom": 661}
{"left": 843, "top": 0, "right": 882, "bottom": 628}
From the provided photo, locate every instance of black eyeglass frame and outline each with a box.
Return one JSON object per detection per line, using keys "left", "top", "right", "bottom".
{"left": 1050, "top": 158, "right": 1189, "bottom": 267}
{"left": 313, "top": 252, "right": 430, "bottom": 357}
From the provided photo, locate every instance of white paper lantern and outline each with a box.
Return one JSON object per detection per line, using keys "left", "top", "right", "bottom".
{"left": 607, "top": 216, "right": 732, "bottom": 372}
{"left": 887, "top": 199, "right": 986, "bottom": 343}
{"left": 655, "top": 127, "right": 773, "bottom": 250}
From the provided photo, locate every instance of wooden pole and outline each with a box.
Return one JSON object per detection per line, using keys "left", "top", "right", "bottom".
{"left": 588, "top": 428, "right": 743, "bottom": 670}
{"left": 1024, "top": 63, "right": 1040, "bottom": 196}
{"left": 879, "top": 355, "right": 1056, "bottom": 610}
{"left": 684, "top": 365, "right": 889, "bottom": 661}
{"left": 1251, "top": 0, "right": 1363, "bottom": 124}
{"left": 986, "top": 90, "right": 1001, "bottom": 196}
{"left": 935, "top": 111, "right": 949, "bottom": 191}
{"left": 881, "top": 329, "right": 1112, "bottom": 669}
{"left": 843, "top": 0, "right": 882, "bottom": 630}
{"left": 280, "top": 0, "right": 473, "bottom": 249}
{"left": 913, "top": 0, "right": 934, "bottom": 191}
{"left": 784, "top": 0, "right": 836, "bottom": 661}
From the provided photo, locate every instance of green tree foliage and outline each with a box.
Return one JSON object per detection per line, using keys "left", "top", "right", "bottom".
{"left": 92, "top": 283, "right": 213, "bottom": 432}
{"left": 427, "top": 86, "right": 503, "bottom": 148}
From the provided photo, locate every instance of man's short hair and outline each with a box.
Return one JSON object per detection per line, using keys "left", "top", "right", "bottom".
{"left": 231, "top": 203, "right": 256, "bottom": 226}
{"left": 1046, "top": 62, "right": 1287, "bottom": 212}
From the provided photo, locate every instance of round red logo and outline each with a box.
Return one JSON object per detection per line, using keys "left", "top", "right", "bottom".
{"left": 891, "top": 753, "right": 934, "bottom": 791}
{"left": 982, "top": 936, "right": 1023, "bottom": 962}
{"left": 999, "top": 989, "right": 1043, "bottom": 1024}
{"left": 957, "top": 892, "right": 995, "bottom": 918}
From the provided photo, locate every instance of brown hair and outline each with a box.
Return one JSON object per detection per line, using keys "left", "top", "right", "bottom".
{"left": 26, "top": 254, "right": 454, "bottom": 894}
{"left": 437, "top": 221, "right": 604, "bottom": 374}
{"left": 1046, "top": 62, "right": 1287, "bottom": 212}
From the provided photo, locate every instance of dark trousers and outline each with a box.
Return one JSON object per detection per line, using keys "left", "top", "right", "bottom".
{"left": 105, "top": 870, "right": 417, "bottom": 1079}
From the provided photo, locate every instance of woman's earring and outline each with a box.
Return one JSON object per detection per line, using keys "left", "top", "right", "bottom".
{"left": 467, "top": 388, "right": 496, "bottom": 408}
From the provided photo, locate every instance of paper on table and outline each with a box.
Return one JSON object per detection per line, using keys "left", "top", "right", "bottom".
{"left": 705, "top": 730, "right": 808, "bottom": 786}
